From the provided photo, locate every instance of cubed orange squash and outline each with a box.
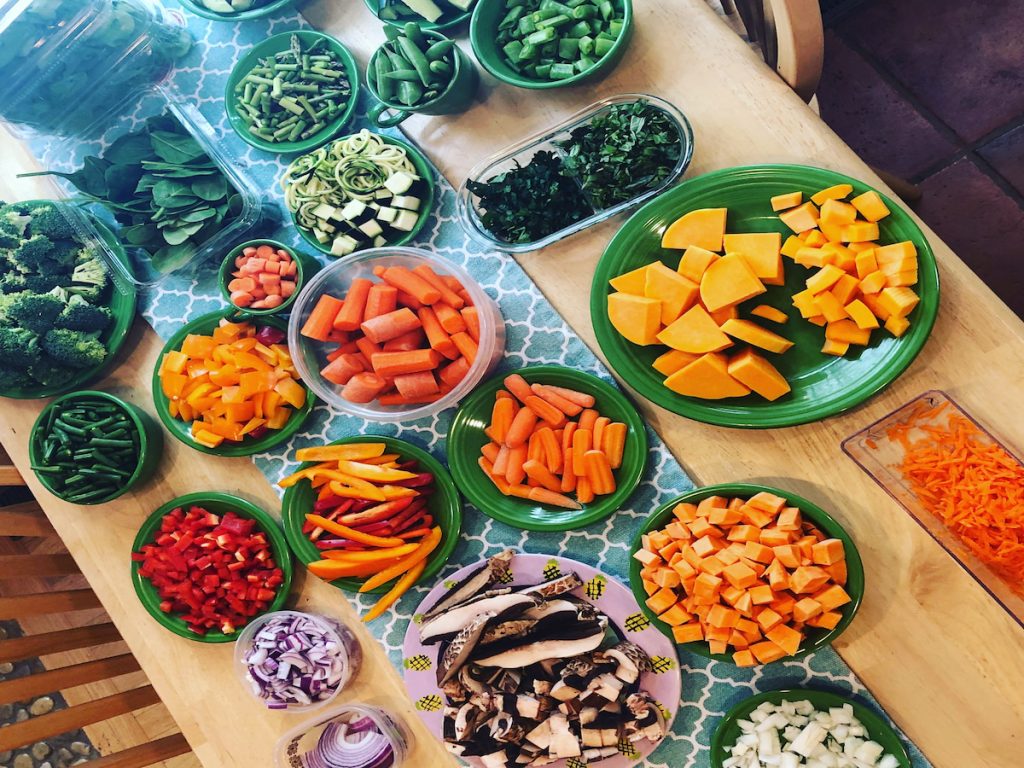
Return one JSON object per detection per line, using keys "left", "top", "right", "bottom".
{"left": 773, "top": 544, "right": 801, "bottom": 568}
{"left": 644, "top": 261, "right": 700, "bottom": 324}
{"left": 826, "top": 319, "right": 872, "bottom": 346}
{"left": 811, "top": 538, "right": 846, "bottom": 565}
{"left": 803, "top": 229, "right": 828, "bottom": 247}
{"left": 874, "top": 241, "right": 917, "bottom": 264}
{"left": 841, "top": 221, "right": 880, "bottom": 242}
{"left": 807, "top": 610, "right": 843, "bottom": 630}
{"left": 676, "top": 246, "right": 720, "bottom": 283}
{"left": 673, "top": 624, "right": 704, "bottom": 643}
{"left": 781, "top": 235, "right": 805, "bottom": 259}
{"left": 664, "top": 353, "right": 751, "bottom": 399}
{"left": 726, "top": 348, "right": 791, "bottom": 401}
{"left": 658, "top": 305, "right": 733, "bottom": 353}
{"left": 806, "top": 264, "right": 846, "bottom": 294}
{"left": 821, "top": 338, "right": 850, "bottom": 356}
{"left": 770, "top": 191, "right": 803, "bottom": 211}
{"left": 850, "top": 190, "right": 890, "bottom": 221}
{"left": 608, "top": 293, "right": 662, "bottom": 346}
{"left": 789, "top": 566, "right": 831, "bottom": 594}
{"left": 794, "top": 246, "right": 827, "bottom": 268}
{"left": 813, "top": 291, "right": 849, "bottom": 323}
{"left": 723, "top": 232, "right": 785, "bottom": 285}
{"left": 821, "top": 242, "right": 856, "bottom": 271}
{"left": 693, "top": 572, "right": 723, "bottom": 597}
{"left": 886, "top": 270, "right": 918, "bottom": 288}
{"left": 884, "top": 314, "right": 911, "bottom": 337}
{"left": 652, "top": 349, "right": 699, "bottom": 376}
{"left": 749, "top": 584, "right": 775, "bottom": 605}
{"left": 743, "top": 541, "right": 775, "bottom": 563}
{"left": 755, "top": 607, "right": 784, "bottom": 632}
{"left": 646, "top": 587, "right": 677, "bottom": 614}
{"left": 814, "top": 584, "right": 852, "bottom": 611}
{"left": 855, "top": 249, "right": 879, "bottom": 279}
{"left": 793, "top": 597, "right": 823, "bottom": 622}
{"left": 659, "top": 603, "right": 691, "bottom": 626}
{"left": 832, "top": 274, "right": 861, "bottom": 305}
{"left": 766, "top": 623, "right": 804, "bottom": 656}
{"left": 859, "top": 270, "right": 887, "bottom": 296}
{"left": 779, "top": 201, "right": 820, "bottom": 233}
{"left": 811, "top": 183, "right": 853, "bottom": 205}
{"left": 720, "top": 319, "right": 794, "bottom": 354}
{"left": 723, "top": 562, "right": 758, "bottom": 589}
{"left": 819, "top": 198, "right": 858, "bottom": 225}
{"left": 699, "top": 254, "right": 767, "bottom": 312}
{"left": 750, "top": 640, "right": 788, "bottom": 663}
{"left": 609, "top": 264, "right": 650, "bottom": 295}
{"left": 750, "top": 305, "right": 788, "bottom": 324}
{"left": 732, "top": 649, "right": 757, "bottom": 667}
{"left": 662, "top": 207, "right": 728, "bottom": 251}
{"left": 642, "top": 577, "right": 659, "bottom": 596}
{"left": 878, "top": 287, "right": 920, "bottom": 318}
{"left": 791, "top": 289, "right": 821, "bottom": 319}
{"left": 826, "top": 560, "right": 848, "bottom": 585}
{"left": 845, "top": 299, "right": 879, "bottom": 330}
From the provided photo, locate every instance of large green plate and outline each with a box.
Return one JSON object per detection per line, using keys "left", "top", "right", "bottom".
{"left": 711, "top": 688, "right": 912, "bottom": 768}
{"left": 281, "top": 435, "right": 463, "bottom": 594}
{"left": 448, "top": 365, "right": 648, "bottom": 532}
{"left": 628, "top": 483, "right": 864, "bottom": 663}
{"left": 590, "top": 165, "right": 940, "bottom": 428}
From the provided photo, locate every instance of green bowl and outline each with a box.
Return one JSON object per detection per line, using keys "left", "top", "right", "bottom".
{"left": 591, "top": 164, "right": 940, "bottom": 428}
{"left": 177, "top": 0, "right": 293, "bottom": 21}
{"left": 281, "top": 435, "right": 463, "bottom": 594}
{"left": 218, "top": 239, "right": 320, "bottom": 317}
{"left": 448, "top": 365, "right": 648, "bottom": 532}
{"left": 629, "top": 483, "right": 864, "bottom": 663}
{"left": 29, "top": 390, "right": 163, "bottom": 505}
{"left": 151, "top": 310, "right": 316, "bottom": 457}
{"left": 711, "top": 688, "right": 912, "bottom": 768}
{"left": 470, "top": 0, "right": 634, "bottom": 89}
{"left": 288, "top": 133, "right": 437, "bottom": 257}
{"left": 0, "top": 201, "right": 137, "bottom": 400}
{"left": 131, "top": 491, "right": 294, "bottom": 643}
{"left": 362, "top": 0, "right": 472, "bottom": 32}
{"left": 224, "top": 30, "right": 360, "bottom": 154}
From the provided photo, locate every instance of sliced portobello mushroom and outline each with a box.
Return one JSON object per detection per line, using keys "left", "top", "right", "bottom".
{"left": 516, "top": 572, "right": 582, "bottom": 599}
{"left": 420, "top": 592, "right": 540, "bottom": 644}
{"left": 604, "top": 640, "right": 654, "bottom": 685}
{"left": 422, "top": 548, "right": 515, "bottom": 622}
{"left": 438, "top": 611, "right": 496, "bottom": 685}
{"left": 474, "top": 620, "right": 607, "bottom": 668}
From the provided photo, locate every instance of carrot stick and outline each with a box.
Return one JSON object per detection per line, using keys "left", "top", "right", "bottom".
{"left": 527, "top": 487, "right": 583, "bottom": 510}
{"left": 530, "top": 383, "right": 584, "bottom": 416}
{"left": 479, "top": 456, "right": 511, "bottom": 494}
{"left": 371, "top": 349, "right": 441, "bottom": 377}
{"left": 418, "top": 306, "right": 459, "bottom": 359}
{"left": 319, "top": 544, "right": 418, "bottom": 561}
{"left": 602, "top": 422, "right": 627, "bottom": 469}
{"left": 305, "top": 514, "right": 406, "bottom": 546}
{"left": 363, "top": 284, "right": 398, "bottom": 321}
{"left": 461, "top": 306, "right": 480, "bottom": 342}
{"left": 381, "top": 266, "right": 441, "bottom": 305}
{"left": 578, "top": 408, "right": 599, "bottom": 431}
{"left": 523, "top": 458, "right": 562, "bottom": 492}
{"left": 355, "top": 336, "right": 383, "bottom": 361}
{"left": 334, "top": 278, "right": 373, "bottom": 331}
{"left": 363, "top": 558, "right": 426, "bottom": 622}
{"left": 342, "top": 372, "right": 389, "bottom": 404}
{"left": 535, "top": 426, "right": 561, "bottom": 473}
{"left": 481, "top": 442, "right": 501, "bottom": 463}
{"left": 359, "top": 527, "right": 442, "bottom": 592}
{"left": 491, "top": 396, "right": 517, "bottom": 444}
{"left": 412, "top": 264, "right": 465, "bottom": 308}
{"left": 505, "top": 444, "right": 528, "bottom": 485}
{"left": 576, "top": 476, "right": 595, "bottom": 504}
{"left": 592, "top": 416, "right": 610, "bottom": 451}
{"left": 395, "top": 290, "right": 423, "bottom": 310}
{"left": 505, "top": 406, "right": 538, "bottom": 448}
{"left": 572, "top": 428, "right": 592, "bottom": 476}
{"left": 509, "top": 484, "right": 532, "bottom": 499}
{"left": 301, "top": 294, "right": 344, "bottom": 341}
{"left": 503, "top": 374, "right": 534, "bottom": 404}
{"left": 584, "top": 449, "right": 616, "bottom": 495}
{"left": 450, "top": 332, "right": 478, "bottom": 365}
{"left": 321, "top": 353, "right": 365, "bottom": 386}
{"left": 525, "top": 395, "right": 566, "bottom": 427}
{"left": 544, "top": 384, "right": 595, "bottom": 408}
{"left": 394, "top": 371, "right": 439, "bottom": 399}
{"left": 434, "top": 303, "right": 467, "bottom": 334}
{"left": 438, "top": 357, "right": 470, "bottom": 387}
{"left": 360, "top": 308, "right": 422, "bottom": 343}
{"left": 492, "top": 444, "right": 511, "bottom": 476}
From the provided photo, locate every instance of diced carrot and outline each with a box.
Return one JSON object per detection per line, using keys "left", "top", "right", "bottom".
{"left": 380, "top": 266, "right": 441, "bottom": 305}
{"left": 301, "top": 295, "right": 344, "bottom": 341}
{"left": 364, "top": 284, "right": 398, "bottom": 321}
{"left": 342, "top": 372, "right": 389, "bottom": 403}
{"left": 394, "top": 371, "right": 439, "bottom": 399}
{"left": 434, "top": 303, "right": 467, "bottom": 334}
{"left": 360, "top": 308, "right": 422, "bottom": 344}
{"left": 461, "top": 306, "right": 480, "bottom": 342}
{"left": 412, "top": 264, "right": 465, "bottom": 308}
{"left": 438, "top": 356, "right": 471, "bottom": 387}
{"left": 371, "top": 349, "right": 441, "bottom": 377}
{"left": 450, "top": 332, "right": 478, "bottom": 365}
{"left": 418, "top": 307, "right": 458, "bottom": 359}
{"left": 333, "top": 278, "right": 373, "bottom": 331}
{"left": 321, "top": 353, "right": 365, "bottom": 386}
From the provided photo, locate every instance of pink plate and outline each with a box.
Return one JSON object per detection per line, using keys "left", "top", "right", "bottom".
{"left": 401, "top": 552, "right": 682, "bottom": 767}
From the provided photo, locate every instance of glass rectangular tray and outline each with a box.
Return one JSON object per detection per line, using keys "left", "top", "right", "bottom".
{"left": 842, "top": 390, "right": 1024, "bottom": 629}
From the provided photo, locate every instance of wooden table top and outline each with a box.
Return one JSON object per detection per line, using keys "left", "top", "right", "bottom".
{"left": 2, "top": 1, "right": 1023, "bottom": 766}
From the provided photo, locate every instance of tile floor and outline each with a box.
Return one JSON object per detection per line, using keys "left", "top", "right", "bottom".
{"left": 816, "top": 0, "right": 1024, "bottom": 317}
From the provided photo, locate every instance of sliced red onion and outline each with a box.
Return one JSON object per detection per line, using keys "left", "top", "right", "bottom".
{"left": 242, "top": 613, "right": 361, "bottom": 710}
{"left": 302, "top": 714, "right": 396, "bottom": 768}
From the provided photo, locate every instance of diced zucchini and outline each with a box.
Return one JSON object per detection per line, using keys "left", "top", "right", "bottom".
{"left": 384, "top": 171, "right": 417, "bottom": 195}
{"left": 392, "top": 210, "right": 419, "bottom": 231}
{"left": 372, "top": 235, "right": 387, "bottom": 247}
{"left": 313, "top": 228, "right": 330, "bottom": 244}
{"left": 358, "top": 219, "right": 385, "bottom": 238}
{"left": 374, "top": 188, "right": 393, "bottom": 200}
{"left": 341, "top": 199, "right": 367, "bottom": 220}
{"left": 312, "top": 203, "right": 337, "bottom": 220}
{"left": 330, "top": 235, "right": 358, "bottom": 256}
{"left": 378, "top": 206, "right": 398, "bottom": 223}
{"left": 392, "top": 195, "right": 421, "bottom": 211}
{"left": 398, "top": 0, "right": 443, "bottom": 22}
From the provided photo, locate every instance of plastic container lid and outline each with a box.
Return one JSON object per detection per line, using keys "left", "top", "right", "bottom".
{"left": 274, "top": 703, "right": 412, "bottom": 768}
{"left": 234, "top": 610, "right": 362, "bottom": 713}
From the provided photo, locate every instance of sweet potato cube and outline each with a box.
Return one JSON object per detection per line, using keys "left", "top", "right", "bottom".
{"left": 734, "top": 591, "right": 754, "bottom": 616}
{"left": 633, "top": 548, "right": 661, "bottom": 567}
{"left": 773, "top": 545, "right": 801, "bottom": 569}
{"left": 814, "top": 584, "right": 852, "bottom": 611}
{"left": 707, "top": 604, "right": 740, "bottom": 628}
{"left": 850, "top": 190, "right": 890, "bottom": 221}
{"left": 771, "top": 191, "right": 803, "bottom": 211}
{"left": 729, "top": 630, "right": 751, "bottom": 649}
{"left": 807, "top": 610, "right": 843, "bottom": 630}
{"left": 826, "top": 560, "right": 848, "bottom": 585}
{"left": 654, "top": 568, "right": 681, "bottom": 589}
{"left": 765, "top": 623, "right": 803, "bottom": 656}
{"left": 693, "top": 572, "right": 723, "bottom": 597}
{"left": 723, "top": 232, "right": 785, "bottom": 285}
{"left": 697, "top": 495, "right": 728, "bottom": 515}
{"left": 755, "top": 607, "right": 784, "bottom": 632}
{"left": 658, "top": 540, "right": 682, "bottom": 561}
{"left": 775, "top": 507, "right": 801, "bottom": 531}
{"left": 759, "top": 527, "right": 792, "bottom": 547}
{"left": 648, "top": 530, "right": 672, "bottom": 550}
{"left": 652, "top": 349, "right": 699, "bottom": 377}
{"left": 749, "top": 584, "right": 775, "bottom": 605}
{"left": 692, "top": 535, "right": 725, "bottom": 559}
{"left": 659, "top": 603, "right": 691, "bottom": 626}
{"left": 789, "top": 566, "right": 832, "bottom": 594}
{"left": 793, "top": 597, "right": 823, "bottom": 622}
{"left": 727, "top": 525, "right": 761, "bottom": 543}
{"left": 645, "top": 261, "right": 700, "bottom": 324}
{"left": 779, "top": 202, "right": 820, "bottom": 233}
{"left": 608, "top": 264, "right": 649, "bottom": 295}
{"left": 716, "top": 547, "right": 740, "bottom": 566}
{"left": 672, "top": 623, "right": 704, "bottom": 643}
{"left": 700, "top": 555, "right": 727, "bottom": 577}
{"left": 642, "top": 578, "right": 659, "bottom": 597}
{"left": 646, "top": 587, "right": 677, "bottom": 614}
{"left": 723, "top": 562, "right": 758, "bottom": 589}
{"left": 673, "top": 502, "right": 699, "bottom": 522}
{"left": 811, "top": 538, "right": 846, "bottom": 565}
{"left": 687, "top": 517, "right": 719, "bottom": 539}
{"left": 743, "top": 541, "right": 775, "bottom": 563}
{"left": 709, "top": 506, "right": 743, "bottom": 526}
{"left": 750, "top": 640, "right": 788, "bottom": 664}
{"left": 766, "top": 559, "right": 790, "bottom": 591}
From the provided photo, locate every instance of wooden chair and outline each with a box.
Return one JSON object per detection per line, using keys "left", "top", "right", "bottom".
{"left": 0, "top": 498, "right": 194, "bottom": 767}
{"left": 722, "top": 0, "right": 922, "bottom": 203}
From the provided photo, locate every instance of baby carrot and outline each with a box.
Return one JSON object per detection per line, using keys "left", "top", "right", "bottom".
{"left": 493, "top": 444, "right": 511, "bottom": 477}
{"left": 321, "top": 353, "right": 364, "bottom": 385}
{"left": 434, "top": 303, "right": 467, "bottom": 334}
{"left": 602, "top": 422, "right": 627, "bottom": 469}
{"left": 301, "top": 294, "right": 344, "bottom": 341}
{"left": 592, "top": 416, "right": 610, "bottom": 451}
{"left": 418, "top": 306, "right": 458, "bottom": 359}
{"left": 382, "top": 328, "right": 426, "bottom": 352}
{"left": 504, "top": 374, "right": 534, "bottom": 404}
{"left": 394, "top": 371, "right": 439, "bottom": 399}
{"left": 396, "top": 290, "right": 423, "bottom": 310}
{"left": 530, "top": 383, "right": 584, "bottom": 417}
{"left": 360, "top": 307, "right": 422, "bottom": 343}
{"left": 505, "top": 444, "right": 528, "bottom": 485}
{"left": 576, "top": 476, "right": 595, "bottom": 504}
{"left": 560, "top": 446, "right": 577, "bottom": 493}
{"left": 535, "top": 426, "right": 561, "bottom": 473}
{"left": 479, "top": 456, "right": 511, "bottom": 494}
{"left": 480, "top": 442, "right": 501, "bottom": 463}
{"left": 527, "top": 431, "right": 544, "bottom": 463}
{"left": 584, "top": 449, "right": 615, "bottom": 495}
{"left": 342, "top": 372, "right": 388, "bottom": 403}
{"left": 525, "top": 395, "right": 566, "bottom": 427}
{"left": 334, "top": 278, "right": 373, "bottom": 331}
{"left": 451, "top": 332, "right": 478, "bottom": 365}
{"left": 543, "top": 384, "right": 595, "bottom": 408}
{"left": 381, "top": 265, "right": 441, "bottom": 305}
{"left": 438, "top": 357, "right": 470, "bottom": 387}
{"left": 461, "top": 306, "right": 480, "bottom": 342}
{"left": 491, "top": 396, "right": 517, "bottom": 444}
{"left": 523, "top": 458, "right": 562, "bottom": 492}
{"left": 527, "top": 487, "right": 582, "bottom": 510}
{"left": 572, "top": 428, "right": 592, "bottom": 476}
{"left": 578, "top": 408, "right": 599, "bottom": 431}
{"left": 377, "top": 389, "right": 449, "bottom": 406}
{"left": 505, "top": 407, "right": 538, "bottom": 448}
{"left": 412, "top": 264, "right": 465, "bottom": 308}
{"left": 371, "top": 349, "right": 441, "bottom": 377}
{"left": 509, "top": 484, "right": 532, "bottom": 499}
{"left": 363, "top": 283, "right": 398, "bottom": 321}
{"left": 355, "top": 336, "right": 383, "bottom": 361}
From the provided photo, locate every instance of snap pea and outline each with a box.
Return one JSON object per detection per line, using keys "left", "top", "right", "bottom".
{"left": 369, "top": 22, "right": 459, "bottom": 109}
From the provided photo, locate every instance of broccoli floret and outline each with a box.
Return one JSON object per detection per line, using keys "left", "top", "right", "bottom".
{"left": 0, "top": 204, "right": 31, "bottom": 237}
{"left": 0, "top": 221, "right": 19, "bottom": 249}
{"left": 0, "top": 367, "right": 36, "bottom": 391}
{"left": 0, "top": 291, "right": 23, "bottom": 321}
{"left": 69, "top": 252, "right": 109, "bottom": 301}
{"left": 0, "top": 272, "right": 28, "bottom": 293}
{"left": 23, "top": 273, "right": 64, "bottom": 294}
{"left": 57, "top": 294, "right": 112, "bottom": 333}
{"left": 6, "top": 291, "right": 65, "bottom": 334}
{"left": 27, "top": 357, "right": 64, "bottom": 386}
{"left": 0, "top": 327, "right": 41, "bottom": 369}
{"left": 28, "top": 204, "right": 77, "bottom": 241}
{"left": 42, "top": 329, "right": 107, "bottom": 369}
{"left": 12, "top": 234, "right": 55, "bottom": 273}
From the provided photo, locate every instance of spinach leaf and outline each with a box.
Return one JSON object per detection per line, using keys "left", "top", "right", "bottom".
{"left": 149, "top": 130, "right": 205, "bottom": 164}
{"left": 191, "top": 176, "right": 228, "bottom": 202}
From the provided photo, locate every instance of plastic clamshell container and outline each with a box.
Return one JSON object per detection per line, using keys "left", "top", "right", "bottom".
{"left": 842, "top": 390, "right": 1024, "bottom": 630}
{"left": 287, "top": 247, "right": 505, "bottom": 423}
{"left": 0, "top": 0, "right": 191, "bottom": 138}
{"left": 274, "top": 703, "right": 412, "bottom": 768}
{"left": 233, "top": 610, "right": 362, "bottom": 713}
{"left": 457, "top": 93, "right": 693, "bottom": 253}
{"left": 39, "top": 86, "right": 274, "bottom": 287}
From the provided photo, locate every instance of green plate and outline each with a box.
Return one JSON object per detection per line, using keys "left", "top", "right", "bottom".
{"left": 177, "top": 0, "right": 293, "bottom": 21}
{"left": 289, "top": 133, "right": 437, "bottom": 257}
{"left": 362, "top": 0, "right": 471, "bottom": 32}
{"left": 224, "top": 31, "right": 360, "bottom": 154}
{"left": 711, "top": 688, "right": 912, "bottom": 768}
{"left": 591, "top": 165, "right": 940, "bottom": 428}
{"left": 629, "top": 483, "right": 864, "bottom": 663}
{"left": 281, "top": 435, "right": 463, "bottom": 594}
{"left": 217, "top": 239, "right": 320, "bottom": 317}
{"left": 130, "top": 491, "right": 294, "bottom": 643}
{"left": 151, "top": 310, "right": 316, "bottom": 457}
{"left": 0, "top": 201, "right": 137, "bottom": 400}
{"left": 448, "top": 365, "right": 648, "bottom": 532}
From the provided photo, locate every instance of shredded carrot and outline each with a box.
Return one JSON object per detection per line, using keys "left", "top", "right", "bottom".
{"left": 887, "top": 403, "right": 1024, "bottom": 595}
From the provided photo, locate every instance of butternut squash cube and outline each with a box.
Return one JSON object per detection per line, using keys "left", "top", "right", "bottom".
{"left": 850, "top": 189, "right": 890, "bottom": 221}
{"left": 646, "top": 587, "right": 678, "bottom": 614}
{"left": 818, "top": 199, "right": 858, "bottom": 226}
{"left": 662, "top": 208, "right": 728, "bottom": 251}
{"left": 855, "top": 249, "right": 879, "bottom": 279}
{"left": 608, "top": 292, "right": 662, "bottom": 346}
{"left": 699, "top": 253, "right": 766, "bottom": 312}
{"left": 720, "top": 319, "right": 795, "bottom": 353}
{"left": 672, "top": 623, "right": 704, "bottom": 643}
{"left": 886, "top": 270, "right": 918, "bottom": 287}
{"left": 652, "top": 348, "right": 698, "bottom": 376}
{"left": 821, "top": 242, "right": 856, "bottom": 271}
{"left": 794, "top": 247, "right": 827, "bottom": 268}
{"left": 709, "top": 305, "right": 739, "bottom": 325}
{"left": 727, "top": 348, "right": 791, "bottom": 401}
{"left": 805, "top": 264, "right": 846, "bottom": 294}
{"left": 723, "top": 232, "right": 784, "bottom": 285}
{"left": 750, "top": 305, "right": 788, "bottom": 324}
{"left": 821, "top": 338, "right": 849, "bottom": 356}
{"left": 860, "top": 292, "right": 891, "bottom": 321}
{"left": 750, "top": 640, "right": 788, "bottom": 663}
{"left": 802, "top": 229, "right": 828, "bottom": 247}
{"left": 779, "top": 201, "right": 820, "bottom": 233}
{"left": 657, "top": 305, "right": 733, "bottom": 353}
{"left": 874, "top": 240, "right": 917, "bottom": 264}
{"left": 812, "top": 291, "right": 849, "bottom": 323}
{"left": 878, "top": 286, "right": 920, "bottom": 318}
{"left": 781, "top": 235, "right": 805, "bottom": 259}
{"left": 831, "top": 274, "right": 861, "bottom": 305}
{"left": 817, "top": 219, "right": 846, "bottom": 245}
{"left": 826, "top": 319, "right": 872, "bottom": 346}
{"left": 841, "top": 221, "right": 880, "bottom": 242}
{"left": 859, "top": 270, "right": 887, "bottom": 295}
{"left": 810, "top": 183, "right": 854, "bottom": 205}
{"left": 770, "top": 191, "right": 803, "bottom": 211}
{"left": 847, "top": 241, "right": 875, "bottom": 253}
{"left": 609, "top": 264, "right": 650, "bottom": 295}
{"left": 791, "top": 289, "right": 821, "bottom": 319}
{"left": 845, "top": 299, "right": 880, "bottom": 330}
{"left": 663, "top": 353, "right": 751, "bottom": 399}
{"left": 884, "top": 314, "right": 910, "bottom": 337}
{"left": 644, "top": 261, "right": 700, "bottom": 324}
{"left": 676, "top": 246, "right": 720, "bottom": 283}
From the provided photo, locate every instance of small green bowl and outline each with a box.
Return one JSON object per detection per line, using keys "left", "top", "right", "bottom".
{"left": 288, "top": 133, "right": 437, "bottom": 257}
{"left": 218, "top": 239, "right": 320, "bottom": 317}
{"left": 281, "top": 435, "right": 463, "bottom": 594}
{"left": 29, "top": 390, "right": 163, "bottom": 505}
{"left": 131, "top": 491, "right": 294, "bottom": 643}
{"left": 362, "top": 0, "right": 472, "bottom": 32}
{"left": 448, "top": 365, "right": 648, "bottom": 532}
{"left": 711, "top": 688, "right": 912, "bottom": 768}
{"left": 629, "top": 483, "right": 865, "bottom": 663}
{"left": 224, "top": 30, "right": 360, "bottom": 154}
{"left": 177, "top": 0, "right": 293, "bottom": 22}
{"left": 151, "top": 310, "right": 316, "bottom": 457}
{"left": 470, "top": 0, "right": 634, "bottom": 89}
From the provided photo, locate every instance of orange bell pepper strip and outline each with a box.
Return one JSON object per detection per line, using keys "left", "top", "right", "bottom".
{"left": 304, "top": 514, "right": 405, "bottom": 547}
{"left": 359, "top": 526, "right": 442, "bottom": 593}
{"left": 363, "top": 559, "right": 426, "bottom": 623}
{"left": 334, "top": 460, "right": 417, "bottom": 482}
{"left": 320, "top": 544, "right": 418, "bottom": 562}
{"left": 294, "top": 443, "right": 388, "bottom": 462}
{"left": 308, "top": 560, "right": 393, "bottom": 580}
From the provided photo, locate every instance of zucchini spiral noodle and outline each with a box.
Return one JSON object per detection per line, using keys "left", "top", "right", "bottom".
{"left": 282, "top": 129, "right": 417, "bottom": 233}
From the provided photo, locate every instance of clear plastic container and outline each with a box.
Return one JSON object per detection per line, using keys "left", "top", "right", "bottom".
{"left": 287, "top": 247, "right": 505, "bottom": 423}
{"left": 0, "top": 0, "right": 191, "bottom": 138}
{"left": 274, "top": 703, "right": 412, "bottom": 768}
{"left": 234, "top": 610, "right": 363, "bottom": 714}
{"left": 457, "top": 93, "right": 694, "bottom": 253}
{"left": 842, "top": 390, "right": 1024, "bottom": 630}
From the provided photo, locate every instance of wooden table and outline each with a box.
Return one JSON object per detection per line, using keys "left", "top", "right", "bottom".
{"left": 3, "top": 1, "right": 1023, "bottom": 766}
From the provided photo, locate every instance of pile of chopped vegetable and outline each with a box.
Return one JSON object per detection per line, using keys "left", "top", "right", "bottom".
{"left": 0, "top": 200, "right": 115, "bottom": 391}
{"left": 886, "top": 400, "right": 1024, "bottom": 596}
{"left": 278, "top": 442, "right": 442, "bottom": 623}
{"left": 298, "top": 709, "right": 400, "bottom": 768}
{"left": 231, "top": 33, "right": 352, "bottom": 145}
{"left": 225, "top": 243, "right": 299, "bottom": 311}
{"left": 132, "top": 505, "right": 285, "bottom": 635}
{"left": 377, "top": 0, "right": 477, "bottom": 26}
{"left": 368, "top": 23, "right": 459, "bottom": 109}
